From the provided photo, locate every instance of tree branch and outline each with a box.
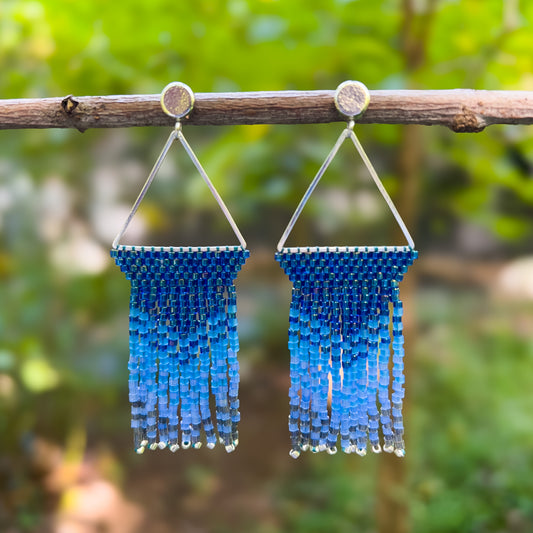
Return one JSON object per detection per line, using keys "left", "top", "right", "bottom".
{"left": 0, "top": 90, "right": 532, "bottom": 133}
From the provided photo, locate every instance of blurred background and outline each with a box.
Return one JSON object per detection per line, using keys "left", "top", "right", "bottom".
{"left": 1, "top": 1, "right": 533, "bottom": 532}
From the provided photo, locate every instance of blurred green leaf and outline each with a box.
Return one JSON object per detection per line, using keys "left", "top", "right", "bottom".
{"left": 20, "top": 356, "right": 60, "bottom": 393}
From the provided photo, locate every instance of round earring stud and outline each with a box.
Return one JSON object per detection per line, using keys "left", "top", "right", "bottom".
{"left": 334, "top": 80, "right": 370, "bottom": 118}
{"left": 161, "top": 81, "right": 195, "bottom": 119}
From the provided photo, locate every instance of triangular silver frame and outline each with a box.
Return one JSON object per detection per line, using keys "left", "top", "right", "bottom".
{"left": 276, "top": 122, "right": 415, "bottom": 252}
{"left": 113, "top": 83, "right": 246, "bottom": 250}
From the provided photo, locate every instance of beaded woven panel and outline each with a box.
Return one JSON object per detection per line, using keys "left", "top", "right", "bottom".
{"left": 111, "top": 246, "right": 249, "bottom": 454}
{"left": 275, "top": 247, "right": 417, "bottom": 458}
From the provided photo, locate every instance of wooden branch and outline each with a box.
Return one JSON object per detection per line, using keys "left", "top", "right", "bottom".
{"left": 1, "top": 89, "right": 532, "bottom": 132}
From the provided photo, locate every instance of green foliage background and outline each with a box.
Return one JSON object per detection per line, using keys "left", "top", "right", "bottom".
{"left": 1, "top": 1, "right": 533, "bottom": 532}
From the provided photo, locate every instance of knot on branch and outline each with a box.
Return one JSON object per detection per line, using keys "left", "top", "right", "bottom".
{"left": 61, "top": 95, "right": 79, "bottom": 115}
{"left": 450, "top": 107, "right": 485, "bottom": 133}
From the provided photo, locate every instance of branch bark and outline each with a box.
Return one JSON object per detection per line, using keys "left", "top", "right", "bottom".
{"left": 0, "top": 89, "right": 532, "bottom": 132}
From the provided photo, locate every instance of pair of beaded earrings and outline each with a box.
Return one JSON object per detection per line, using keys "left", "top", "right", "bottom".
{"left": 110, "top": 81, "right": 417, "bottom": 459}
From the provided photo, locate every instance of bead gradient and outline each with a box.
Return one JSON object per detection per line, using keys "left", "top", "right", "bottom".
{"left": 111, "top": 246, "right": 249, "bottom": 453}
{"left": 275, "top": 247, "right": 417, "bottom": 458}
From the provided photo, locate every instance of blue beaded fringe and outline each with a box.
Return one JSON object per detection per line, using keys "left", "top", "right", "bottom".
{"left": 111, "top": 246, "right": 249, "bottom": 454}
{"left": 275, "top": 247, "right": 417, "bottom": 458}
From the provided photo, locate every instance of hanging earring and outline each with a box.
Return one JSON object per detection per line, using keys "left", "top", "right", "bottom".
{"left": 110, "top": 82, "right": 249, "bottom": 454}
{"left": 275, "top": 81, "right": 418, "bottom": 459}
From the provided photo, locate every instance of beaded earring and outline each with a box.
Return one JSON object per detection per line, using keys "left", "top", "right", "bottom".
{"left": 111, "top": 83, "right": 249, "bottom": 454}
{"left": 275, "top": 81, "right": 418, "bottom": 459}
